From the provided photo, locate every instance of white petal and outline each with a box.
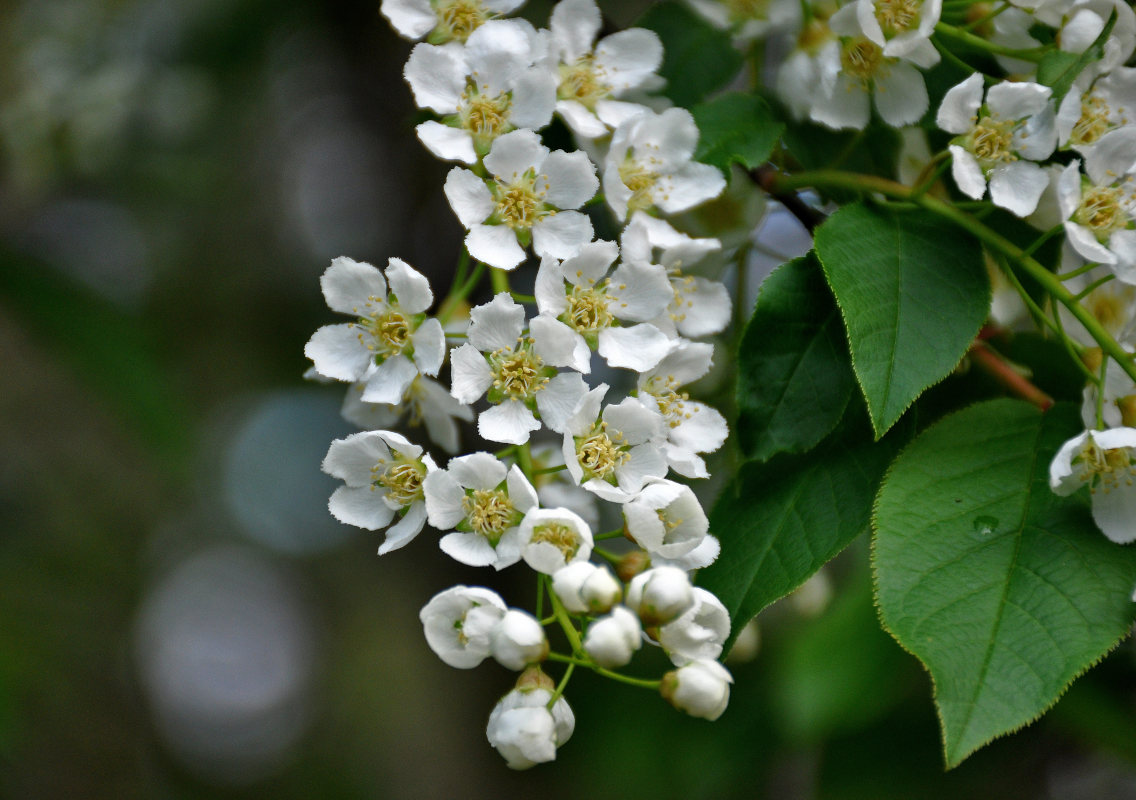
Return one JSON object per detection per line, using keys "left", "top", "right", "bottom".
{"left": 614, "top": 442, "right": 668, "bottom": 494}
{"left": 484, "top": 129, "right": 550, "bottom": 181}
{"left": 385, "top": 257, "right": 433, "bottom": 313}
{"left": 557, "top": 100, "right": 608, "bottom": 138}
{"left": 469, "top": 292, "right": 525, "bottom": 351}
{"left": 535, "top": 372, "right": 588, "bottom": 434}
{"left": 873, "top": 62, "right": 928, "bottom": 127}
{"left": 467, "top": 224, "right": 526, "bottom": 270}
{"left": 655, "top": 161, "right": 727, "bottom": 214}
{"left": 323, "top": 431, "right": 393, "bottom": 485}
{"left": 450, "top": 451, "right": 509, "bottom": 490}
{"left": 532, "top": 212, "right": 594, "bottom": 260}
{"left": 1066, "top": 222, "right": 1118, "bottom": 264}
{"left": 645, "top": 340, "right": 714, "bottom": 385}
{"left": 949, "top": 145, "right": 987, "bottom": 200}
{"left": 381, "top": 0, "right": 436, "bottom": 40}
{"left": 595, "top": 99, "right": 652, "bottom": 130}
{"left": 540, "top": 150, "right": 598, "bottom": 209}
{"left": 608, "top": 261, "right": 673, "bottom": 322}
{"left": 1056, "top": 161, "right": 1083, "bottom": 219}
{"left": 663, "top": 443, "right": 709, "bottom": 479}
{"left": 561, "top": 239, "right": 620, "bottom": 285}
{"left": 597, "top": 324, "right": 671, "bottom": 371}
{"left": 479, "top": 400, "right": 541, "bottom": 444}
{"left": 450, "top": 342, "right": 494, "bottom": 403}
{"left": 361, "top": 354, "right": 418, "bottom": 404}
{"left": 989, "top": 161, "right": 1050, "bottom": 217}
{"left": 811, "top": 74, "right": 871, "bottom": 130}
{"left": 440, "top": 531, "right": 499, "bottom": 567}
{"left": 550, "top": 0, "right": 601, "bottom": 62}
{"left": 321, "top": 256, "right": 387, "bottom": 315}
{"left": 603, "top": 161, "right": 633, "bottom": 220}
{"left": 596, "top": 29, "right": 663, "bottom": 92}
{"left": 565, "top": 382, "right": 608, "bottom": 436}
{"left": 1049, "top": 431, "right": 1090, "bottom": 495}
{"left": 416, "top": 121, "right": 477, "bottom": 164}
{"left": 444, "top": 168, "right": 494, "bottom": 228}
{"left": 378, "top": 502, "right": 427, "bottom": 554}
{"left": 603, "top": 396, "right": 661, "bottom": 444}
{"left": 1014, "top": 104, "right": 1057, "bottom": 162}
{"left": 403, "top": 44, "right": 464, "bottom": 112}
{"left": 535, "top": 256, "right": 568, "bottom": 316}
{"left": 306, "top": 323, "right": 371, "bottom": 381}
{"left": 987, "top": 81, "right": 1051, "bottom": 120}
{"left": 530, "top": 314, "right": 590, "bottom": 371}
{"left": 329, "top": 485, "right": 396, "bottom": 530}
{"left": 424, "top": 469, "right": 467, "bottom": 529}
{"left": 670, "top": 401, "right": 729, "bottom": 454}
{"left": 507, "top": 464, "right": 540, "bottom": 513}
{"left": 508, "top": 68, "right": 558, "bottom": 131}
{"left": 412, "top": 317, "right": 445, "bottom": 376}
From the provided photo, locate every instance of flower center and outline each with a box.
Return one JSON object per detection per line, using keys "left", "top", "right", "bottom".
{"left": 968, "top": 116, "right": 1016, "bottom": 170}
{"left": 563, "top": 284, "right": 613, "bottom": 334}
{"left": 1084, "top": 284, "right": 1135, "bottom": 336}
{"left": 875, "top": 0, "right": 921, "bottom": 36}
{"left": 375, "top": 456, "right": 427, "bottom": 506}
{"left": 434, "top": 0, "right": 488, "bottom": 43}
{"left": 531, "top": 522, "right": 580, "bottom": 561}
{"left": 488, "top": 340, "right": 548, "bottom": 400}
{"left": 491, "top": 170, "right": 546, "bottom": 230}
{"left": 357, "top": 302, "right": 414, "bottom": 360}
{"left": 460, "top": 86, "right": 512, "bottom": 150}
{"left": 463, "top": 488, "right": 516, "bottom": 542}
{"left": 1070, "top": 94, "right": 1113, "bottom": 147}
{"left": 645, "top": 375, "right": 693, "bottom": 429}
{"left": 840, "top": 38, "right": 884, "bottom": 81}
{"left": 1075, "top": 185, "right": 1127, "bottom": 239}
{"left": 619, "top": 158, "right": 659, "bottom": 214}
{"left": 726, "top": 0, "right": 772, "bottom": 22}
{"left": 558, "top": 57, "right": 609, "bottom": 108}
{"left": 1073, "top": 440, "right": 1136, "bottom": 494}
{"left": 576, "top": 424, "right": 630, "bottom": 483}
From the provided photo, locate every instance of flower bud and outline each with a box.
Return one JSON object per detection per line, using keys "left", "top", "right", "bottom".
{"left": 419, "top": 585, "right": 506, "bottom": 668}
{"left": 616, "top": 549, "right": 650, "bottom": 582}
{"left": 552, "top": 562, "right": 622, "bottom": 614}
{"left": 583, "top": 606, "right": 642, "bottom": 668}
{"left": 1120, "top": 395, "right": 1136, "bottom": 428}
{"left": 660, "top": 660, "right": 733, "bottom": 721}
{"left": 491, "top": 609, "right": 549, "bottom": 670}
{"left": 626, "top": 566, "right": 694, "bottom": 626}
{"left": 657, "top": 587, "right": 730, "bottom": 665}
{"left": 1082, "top": 347, "right": 1104, "bottom": 374}
{"left": 487, "top": 687, "right": 575, "bottom": 770}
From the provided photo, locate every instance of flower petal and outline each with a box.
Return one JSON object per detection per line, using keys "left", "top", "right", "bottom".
{"left": 329, "top": 485, "right": 396, "bottom": 530}
{"left": 321, "top": 256, "right": 386, "bottom": 315}
{"left": 479, "top": 400, "right": 541, "bottom": 444}
{"left": 467, "top": 224, "right": 526, "bottom": 270}
{"left": 444, "top": 168, "right": 494, "bottom": 228}
{"left": 989, "top": 160, "right": 1050, "bottom": 217}
{"left": 532, "top": 212, "right": 594, "bottom": 260}
{"left": 416, "top": 121, "right": 477, "bottom": 164}
{"left": 306, "top": 323, "right": 371, "bottom": 381}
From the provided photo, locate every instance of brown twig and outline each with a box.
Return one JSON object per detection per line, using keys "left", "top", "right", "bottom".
{"left": 749, "top": 164, "right": 825, "bottom": 232}
{"left": 969, "top": 340, "right": 1054, "bottom": 411}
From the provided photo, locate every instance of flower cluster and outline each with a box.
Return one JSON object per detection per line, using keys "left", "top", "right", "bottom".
{"left": 308, "top": 0, "right": 735, "bottom": 769}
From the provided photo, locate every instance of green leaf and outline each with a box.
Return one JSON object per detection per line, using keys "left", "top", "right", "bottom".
{"left": 814, "top": 203, "right": 990, "bottom": 438}
{"left": 634, "top": 2, "right": 743, "bottom": 108}
{"left": 874, "top": 399, "right": 1136, "bottom": 768}
{"left": 692, "top": 93, "right": 784, "bottom": 178}
{"left": 737, "top": 253, "right": 855, "bottom": 461}
{"left": 780, "top": 117, "right": 903, "bottom": 202}
{"left": 700, "top": 407, "right": 910, "bottom": 651}
{"left": 1035, "top": 11, "right": 1116, "bottom": 103}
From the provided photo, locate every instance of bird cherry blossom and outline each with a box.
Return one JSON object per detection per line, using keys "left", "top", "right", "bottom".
{"left": 382, "top": 0, "right": 526, "bottom": 43}
{"left": 341, "top": 375, "right": 473, "bottom": 455}
{"left": 1050, "top": 427, "right": 1136, "bottom": 543}
{"left": 420, "top": 585, "right": 508, "bottom": 668}
{"left": 486, "top": 672, "right": 575, "bottom": 769}
{"left": 660, "top": 659, "right": 733, "bottom": 720}
{"left": 516, "top": 507, "right": 594, "bottom": 574}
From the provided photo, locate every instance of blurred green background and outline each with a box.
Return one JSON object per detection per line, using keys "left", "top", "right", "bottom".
{"left": 4, "top": 0, "right": 1136, "bottom": 797}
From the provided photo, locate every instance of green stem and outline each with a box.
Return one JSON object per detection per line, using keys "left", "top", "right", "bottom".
{"left": 1073, "top": 273, "right": 1115, "bottom": 301}
{"left": 593, "top": 547, "right": 622, "bottom": 565}
{"left": 771, "top": 169, "right": 1136, "bottom": 386}
{"left": 961, "top": 0, "right": 1011, "bottom": 31}
{"left": 490, "top": 266, "right": 511, "bottom": 296}
{"left": 545, "top": 653, "right": 662, "bottom": 690}
{"left": 516, "top": 443, "right": 534, "bottom": 481}
{"left": 437, "top": 260, "right": 486, "bottom": 325}
{"left": 594, "top": 528, "right": 627, "bottom": 541}
{"left": 549, "top": 585, "right": 583, "bottom": 654}
{"left": 531, "top": 464, "right": 567, "bottom": 476}
{"left": 934, "top": 22, "right": 1048, "bottom": 61}
{"left": 511, "top": 292, "right": 536, "bottom": 303}
{"left": 1058, "top": 261, "right": 1103, "bottom": 282}
{"left": 548, "top": 662, "right": 575, "bottom": 706}
{"left": 1021, "top": 224, "right": 1064, "bottom": 259}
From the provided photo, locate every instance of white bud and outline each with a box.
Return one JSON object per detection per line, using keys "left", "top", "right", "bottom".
{"left": 491, "top": 609, "right": 549, "bottom": 670}
{"left": 487, "top": 687, "right": 575, "bottom": 770}
{"left": 623, "top": 479, "right": 709, "bottom": 559}
{"left": 583, "top": 606, "right": 643, "bottom": 668}
{"left": 657, "top": 587, "right": 730, "bottom": 665}
{"left": 661, "top": 659, "right": 733, "bottom": 721}
{"left": 419, "top": 585, "right": 506, "bottom": 669}
{"left": 552, "top": 562, "right": 622, "bottom": 614}
{"left": 626, "top": 566, "right": 694, "bottom": 626}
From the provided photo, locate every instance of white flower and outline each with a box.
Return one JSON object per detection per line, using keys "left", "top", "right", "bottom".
{"left": 419, "top": 585, "right": 507, "bottom": 668}
{"left": 657, "top": 587, "right": 730, "bottom": 665}
{"left": 1056, "top": 132, "right": 1136, "bottom": 280}
{"left": 562, "top": 384, "right": 668, "bottom": 503}
{"left": 855, "top": 0, "right": 941, "bottom": 64}
{"left": 490, "top": 609, "right": 549, "bottom": 669}
{"left": 548, "top": 0, "right": 664, "bottom": 138}
{"left": 990, "top": 8, "right": 1044, "bottom": 76}
{"left": 808, "top": 4, "right": 934, "bottom": 131}
{"left": 582, "top": 606, "right": 642, "bottom": 668}
{"left": 487, "top": 685, "right": 575, "bottom": 769}
{"left": 516, "top": 507, "right": 594, "bottom": 573}
{"left": 341, "top": 375, "right": 474, "bottom": 455}
{"left": 626, "top": 566, "right": 695, "bottom": 626}
{"left": 322, "top": 430, "right": 436, "bottom": 554}
{"left": 1050, "top": 427, "right": 1136, "bottom": 543}
{"left": 686, "top": 0, "right": 802, "bottom": 41}
{"left": 444, "top": 129, "right": 598, "bottom": 269}
{"left": 404, "top": 19, "right": 556, "bottom": 162}
{"left": 650, "top": 534, "right": 722, "bottom": 571}
{"left": 449, "top": 292, "right": 588, "bottom": 444}
{"left": 1081, "top": 353, "right": 1136, "bottom": 429}
{"left": 305, "top": 256, "right": 445, "bottom": 404}
{"left": 551, "top": 561, "right": 622, "bottom": 614}
{"left": 1056, "top": 259, "right": 1136, "bottom": 347}
{"left": 775, "top": 21, "right": 840, "bottom": 122}
{"left": 660, "top": 659, "right": 733, "bottom": 721}
{"left": 623, "top": 479, "right": 711, "bottom": 561}
{"left": 530, "top": 442, "right": 601, "bottom": 529}
{"left": 423, "top": 451, "right": 538, "bottom": 568}
{"left": 637, "top": 341, "right": 729, "bottom": 479}
{"left": 937, "top": 74, "right": 1057, "bottom": 217}
{"left": 1058, "top": 0, "right": 1136, "bottom": 77}
{"left": 534, "top": 240, "right": 674, "bottom": 372}
{"left": 1057, "top": 67, "right": 1136, "bottom": 155}
{"left": 382, "top": 0, "right": 525, "bottom": 43}
{"left": 603, "top": 108, "right": 726, "bottom": 220}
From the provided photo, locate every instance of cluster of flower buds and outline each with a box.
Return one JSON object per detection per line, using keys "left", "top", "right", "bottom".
{"left": 306, "top": 0, "right": 739, "bottom": 768}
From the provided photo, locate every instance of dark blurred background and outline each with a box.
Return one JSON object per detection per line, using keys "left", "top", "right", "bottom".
{"left": 4, "top": 0, "right": 1136, "bottom": 797}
